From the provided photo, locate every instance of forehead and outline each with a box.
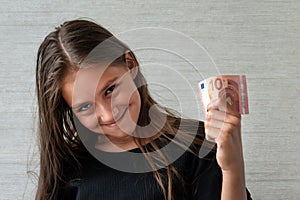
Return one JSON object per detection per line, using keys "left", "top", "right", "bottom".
{"left": 64, "top": 64, "right": 128, "bottom": 83}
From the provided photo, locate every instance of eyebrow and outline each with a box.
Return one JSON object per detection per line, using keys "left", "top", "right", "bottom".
{"left": 72, "top": 76, "right": 119, "bottom": 109}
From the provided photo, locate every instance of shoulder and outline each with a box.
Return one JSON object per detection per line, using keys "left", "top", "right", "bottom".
{"left": 168, "top": 116, "right": 215, "bottom": 155}
{"left": 166, "top": 118, "right": 222, "bottom": 199}
{"left": 167, "top": 117, "right": 219, "bottom": 178}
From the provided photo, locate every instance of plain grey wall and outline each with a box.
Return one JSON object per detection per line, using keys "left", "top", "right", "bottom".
{"left": 0, "top": 0, "right": 299, "bottom": 199}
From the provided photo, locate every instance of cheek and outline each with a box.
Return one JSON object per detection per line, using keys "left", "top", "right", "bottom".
{"left": 128, "top": 90, "right": 141, "bottom": 124}
{"left": 113, "top": 81, "right": 140, "bottom": 107}
{"left": 113, "top": 86, "right": 141, "bottom": 123}
{"left": 121, "top": 87, "right": 141, "bottom": 111}
{"left": 75, "top": 114, "right": 98, "bottom": 130}
{"left": 130, "top": 90, "right": 141, "bottom": 108}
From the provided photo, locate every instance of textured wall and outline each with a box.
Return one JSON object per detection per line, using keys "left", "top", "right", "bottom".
{"left": 0, "top": 0, "right": 299, "bottom": 199}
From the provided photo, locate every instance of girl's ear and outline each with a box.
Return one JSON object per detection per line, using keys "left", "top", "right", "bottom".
{"left": 124, "top": 50, "right": 138, "bottom": 79}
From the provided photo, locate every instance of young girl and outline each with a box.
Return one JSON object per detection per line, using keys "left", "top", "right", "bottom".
{"left": 35, "top": 19, "right": 252, "bottom": 200}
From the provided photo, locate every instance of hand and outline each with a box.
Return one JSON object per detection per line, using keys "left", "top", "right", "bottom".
{"left": 204, "top": 98, "right": 244, "bottom": 172}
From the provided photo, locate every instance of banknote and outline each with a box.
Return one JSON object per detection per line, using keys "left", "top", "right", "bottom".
{"left": 198, "top": 75, "right": 249, "bottom": 115}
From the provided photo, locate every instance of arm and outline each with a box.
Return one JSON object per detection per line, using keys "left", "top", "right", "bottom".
{"left": 205, "top": 98, "right": 247, "bottom": 200}
{"left": 221, "top": 165, "right": 246, "bottom": 200}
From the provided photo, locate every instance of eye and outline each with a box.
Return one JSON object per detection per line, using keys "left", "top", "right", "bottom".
{"left": 105, "top": 84, "right": 118, "bottom": 96}
{"left": 78, "top": 103, "right": 92, "bottom": 112}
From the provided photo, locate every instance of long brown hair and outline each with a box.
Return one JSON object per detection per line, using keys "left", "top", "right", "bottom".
{"left": 35, "top": 19, "right": 203, "bottom": 200}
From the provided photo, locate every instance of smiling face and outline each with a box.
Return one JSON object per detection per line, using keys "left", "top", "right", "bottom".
{"left": 61, "top": 63, "right": 141, "bottom": 151}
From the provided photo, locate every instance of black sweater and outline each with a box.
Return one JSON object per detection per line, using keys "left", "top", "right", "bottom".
{"left": 58, "top": 120, "right": 252, "bottom": 200}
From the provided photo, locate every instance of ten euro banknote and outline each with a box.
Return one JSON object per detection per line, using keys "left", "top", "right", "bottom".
{"left": 198, "top": 75, "right": 249, "bottom": 115}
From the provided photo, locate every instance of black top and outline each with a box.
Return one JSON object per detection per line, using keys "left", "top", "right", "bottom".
{"left": 58, "top": 119, "right": 252, "bottom": 200}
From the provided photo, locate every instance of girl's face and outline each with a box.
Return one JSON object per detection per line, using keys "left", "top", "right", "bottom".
{"left": 62, "top": 63, "right": 141, "bottom": 150}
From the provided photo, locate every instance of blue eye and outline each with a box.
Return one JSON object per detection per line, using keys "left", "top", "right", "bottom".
{"left": 105, "top": 84, "right": 117, "bottom": 96}
{"left": 78, "top": 103, "right": 92, "bottom": 112}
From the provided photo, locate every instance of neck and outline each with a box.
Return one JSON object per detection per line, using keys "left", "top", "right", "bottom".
{"left": 94, "top": 135, "right": 138, "bottom": 152}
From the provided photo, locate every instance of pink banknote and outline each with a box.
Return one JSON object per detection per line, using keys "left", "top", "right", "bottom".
{"left": 198, "top": 75, "right": 249, "bottom": 115}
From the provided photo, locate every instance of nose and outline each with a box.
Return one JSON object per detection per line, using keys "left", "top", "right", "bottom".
{"left": 95, "top": 102, "right": 120, "bottom": 125}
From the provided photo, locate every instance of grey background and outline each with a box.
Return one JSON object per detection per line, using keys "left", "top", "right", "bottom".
{"left": 0, "top": 0, "right": 299, "bottom": 199}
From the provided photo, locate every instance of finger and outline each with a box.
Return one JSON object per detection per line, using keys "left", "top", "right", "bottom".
{"left": 206, "top": 134, "right": 216, "bottom": 143}
{"left": 225, "top": 101, "right": 241, "bottom": 117}
{"left": 205, "top": 117, "right": 225, "bottom": 129}
{"left": 206, "top": 116, "right": 241, "bottom": 139}
{"left": 207, "top": 99, "right": 221, "bottom": 111}
{"left": 217, "top": 122, "right": 241, "bottom": 141}
{"left": 205, "top": 125, "right": 221, "bottom": 142}
{"left": 207, "top": 98, "right": 241, "bottom": 117}
{"left": 207, "top": 98, "right": 227, "bottom": 112}
{"left": 206, "top": 118, "right": 239, "bottom": 136}
{"left": 207, "top": 110, "right": 241, "bottom": 125}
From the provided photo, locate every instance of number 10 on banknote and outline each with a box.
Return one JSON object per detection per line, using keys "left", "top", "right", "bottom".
{"left": 198, "top": 75, "right": 249, "bottom": 115}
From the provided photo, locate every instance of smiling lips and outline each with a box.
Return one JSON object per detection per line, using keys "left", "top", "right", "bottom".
{"left": 101, "top": 108, "right": 128, "bottom": 128}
